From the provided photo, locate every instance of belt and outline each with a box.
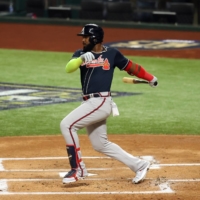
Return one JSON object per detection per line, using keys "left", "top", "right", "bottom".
{"left": 82, "top": 92, "right": 111, "bottom": 101}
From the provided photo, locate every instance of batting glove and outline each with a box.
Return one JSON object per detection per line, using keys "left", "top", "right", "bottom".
{"left": 80, "top": 52, "right": 95, "bottom": 63}
{"left": 149, "top": 76, "right": 158, "bottom": 87}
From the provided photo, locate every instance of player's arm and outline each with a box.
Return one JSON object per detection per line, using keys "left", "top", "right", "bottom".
{"left": 65, "top": 57, "right": 82, "bottom": 73}
{"left": 124, "top": 61, "right": 158, "bottom": 87}
{"left": 114, "top": 48, "right": 158, "bottom": 87}
{"left": 65, "top": 52, "right": 95, "bottom": 73}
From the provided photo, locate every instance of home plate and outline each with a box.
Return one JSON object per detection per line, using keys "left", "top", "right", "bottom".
{"left": 59, "top": 172, "right": 97, "bottom": 178}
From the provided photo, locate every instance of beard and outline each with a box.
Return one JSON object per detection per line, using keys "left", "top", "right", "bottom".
{"left": 83, "top": 43, "right": 95, "bottom": 52}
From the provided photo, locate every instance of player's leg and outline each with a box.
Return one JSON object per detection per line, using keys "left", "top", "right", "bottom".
{"left": 87, "top": 120, "right": 151, "bottom": 184}
{"left": 60, "top": 97, "right": 112, "bottom": 183}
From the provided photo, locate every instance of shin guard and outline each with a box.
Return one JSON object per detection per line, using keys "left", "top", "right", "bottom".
{"left": 66, "top": 145, "right": 78, "bottom": 169}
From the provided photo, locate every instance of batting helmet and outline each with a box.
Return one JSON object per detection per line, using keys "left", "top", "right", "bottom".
{"left": 77, "top": 24, "right": 104, "bottom": 45}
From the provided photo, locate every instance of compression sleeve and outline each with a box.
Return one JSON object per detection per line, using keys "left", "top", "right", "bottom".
{"left": 65, "top": 57, "right": 83, "bottom": 73}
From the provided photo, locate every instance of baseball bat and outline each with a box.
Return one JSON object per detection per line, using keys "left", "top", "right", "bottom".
{"left": 122, "top": 77, "right": 149, "bottom": 84}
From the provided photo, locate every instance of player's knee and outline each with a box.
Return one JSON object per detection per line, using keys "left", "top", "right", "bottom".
{"left": 60, "top": 119, "right": 70, "bottom": 136}
{"left": 92, "top": 144, "right": 100, "bottom": 152}
{"left": 93, "top": 145, "right": 103, "bottom": 152}
{"left": 91, "top": 140, "right": 109, "bottom": 153}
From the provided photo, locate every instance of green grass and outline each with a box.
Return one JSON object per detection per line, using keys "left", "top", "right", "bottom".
{"left": 0, "top": 48, "right": 200, "bottom": 136}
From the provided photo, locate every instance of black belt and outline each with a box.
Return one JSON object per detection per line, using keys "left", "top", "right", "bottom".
{"left": 82, "top": 92, "right": 111, "bottom": 101}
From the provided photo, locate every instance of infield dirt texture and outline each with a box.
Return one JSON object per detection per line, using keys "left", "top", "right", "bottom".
{"left": 0, "top": 23, "right": 200, "bottom": 200}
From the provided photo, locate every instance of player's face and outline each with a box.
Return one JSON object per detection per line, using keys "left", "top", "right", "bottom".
{"left": 82, "top": 36, "right": 90, "bottom": 47}
{"left": 82, "top": 36, "right": 94, "bottom": 52}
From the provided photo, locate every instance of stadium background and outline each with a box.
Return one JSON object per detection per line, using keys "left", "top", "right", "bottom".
{"left": 0, "top": 0, "right": 200, "bottom": 199}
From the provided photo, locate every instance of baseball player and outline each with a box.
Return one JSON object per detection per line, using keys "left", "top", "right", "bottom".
{"left": 60, "top": 24, "right": 158, "bottom": 184}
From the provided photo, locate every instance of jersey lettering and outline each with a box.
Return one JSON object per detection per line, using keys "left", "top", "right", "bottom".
{"left": 73, "top": 46, "right": 128, "bottom": 94}
{"left": 81, "top": 55, "right": 110, "bottom": 70}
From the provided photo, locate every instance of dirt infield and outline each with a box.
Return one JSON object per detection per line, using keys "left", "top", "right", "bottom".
{"left": 0, "top": 135, "right": 200, "bottom": 200}
{"left": 0, "top": 22, "right": 200, "bottom": 199}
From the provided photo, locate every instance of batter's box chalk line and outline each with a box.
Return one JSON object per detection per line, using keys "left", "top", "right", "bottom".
{"left": 0, "top": 159, "right": 4, "bottom": 171}
{"left": 0, "top": 159, "right": 7, "bottom": 192}
{"left": 0, "top": 179, "right": 8, "bottom": 192}
{"left": 0, "top": 155, "right": 157, "bottom": 161}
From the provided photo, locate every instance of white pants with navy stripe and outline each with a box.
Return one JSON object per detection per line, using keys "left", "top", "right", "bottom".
{"left": 60, "top": 96, "right": 145, "bottom": 173}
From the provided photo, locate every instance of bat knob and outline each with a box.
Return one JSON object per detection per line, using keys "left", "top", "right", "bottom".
{"left": 153, "top": 81, "right": 158, "bottom": 86}
{"left": 149, "top": 76, "right": 158, "bottom": 87}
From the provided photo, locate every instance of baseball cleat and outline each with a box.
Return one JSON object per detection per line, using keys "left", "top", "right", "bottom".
{"left": 63, "top": 168, "right": 88, "bottom": 184}
{"left": 132, "top": 161, "right": 151, "bottom": 184}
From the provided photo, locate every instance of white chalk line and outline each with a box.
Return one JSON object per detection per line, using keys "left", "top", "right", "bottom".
{"left": 0, "top": 177, "right": 198, "bottom": 194}
{"left": 0, "top": 176, "right": 174, "bottom": 195}
{"left": 0, "top": 155, "right": 156, "bottom": 195}
{"left": 1, "top": 156, "right": 199, "bottom": 195}
{"left": 0, "top": 157, "right": 109, "bottom": 161}
{"left": 1, "top": 156, "right": 200, "bottom": 170}
{"left": 158, "top": 163, "right": 200, "bottom": 166}
{"left": 0, "top": 159, "right": 4, "bottom": 171}
{"left": 0, "top": 158, "right": 7, "bottom": 192}
{"left": 0, "top": 166, "right": 157, "bottom": 172}
{"left": 1, "top": 178, "right": 200, "bottom": 182}
{"left": 2, "top": 176, "right": 200, "bottom": 195}
{"left": 1, "top": 162, "right": 200, "bottom": 172}
{"left": 0, "top": 191, "right": 173, "bottom": 195}
{"left": 0, "top": 156, "right": 154, "bottom": 161}
{"left": 0, "top": 179, "right": 7, "bottom": 192}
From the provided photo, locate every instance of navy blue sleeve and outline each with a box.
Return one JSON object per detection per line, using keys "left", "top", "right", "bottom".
{"left": 114, "top": 49, "right": 129, "bottom": 70}
{"left": 72, "top": 49, "right": 82, "bottom": 58}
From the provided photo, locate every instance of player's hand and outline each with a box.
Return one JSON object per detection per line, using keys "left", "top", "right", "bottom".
{"left": 149, "top": 76, "right": 158, "bottom": 87}
{"left": 80, "top": 52, "right": 95, "bottom": 63}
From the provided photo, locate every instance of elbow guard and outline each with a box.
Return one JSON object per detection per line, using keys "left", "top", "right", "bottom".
{"left": 125, "top": 61, "right": 154, "bottom": 81}
{"left": 124, "top": 60, "right": 132, "bottom": 73}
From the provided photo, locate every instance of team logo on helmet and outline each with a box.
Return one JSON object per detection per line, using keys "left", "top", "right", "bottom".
{"left": 89, "top": 28, "right": 94, "bottom": 34}
{"left": 80, "top": 28, "right": 85, "bottom": 34}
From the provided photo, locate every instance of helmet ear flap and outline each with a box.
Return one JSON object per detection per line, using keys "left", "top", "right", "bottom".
{"left": 89, "top": 35, "right": 98, "bottom": 45}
